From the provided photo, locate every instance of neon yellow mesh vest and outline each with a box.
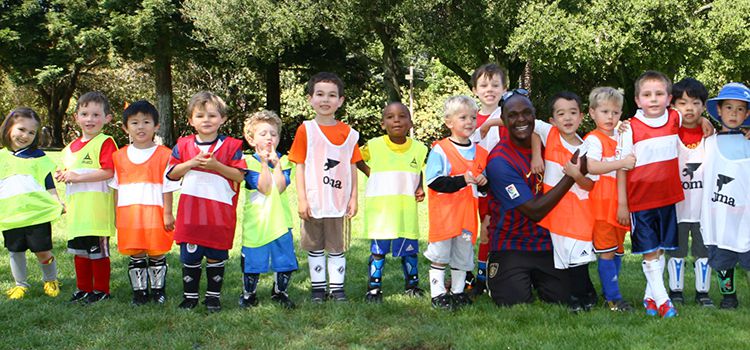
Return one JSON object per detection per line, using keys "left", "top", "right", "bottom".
{"left": 241, "top": 154, "right": 294, "bottom": 248}
{"left": 0, "top": 149, "right": 62, "bottom": 231}
{"left": 363, "top": 136, "right": 427, "bottom": 240}
{"left": 61, "top": 133, "right": 116, "bottom": 238}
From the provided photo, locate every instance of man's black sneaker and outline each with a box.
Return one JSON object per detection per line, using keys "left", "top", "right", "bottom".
{"left": 569, "top": 296, "right": 584, "bottom": 314}
{"left": 69, "top": 290, "right": 89, "bottom": 303}
{"left": 720, "top": 295, "right": 739, "bottom": 309}
{"left": 204, "top": 296, "right": 221, "bottom": 312}
{"left": 328, "top": 289, "right": 347, "bottom": 302}
{"left": 365, "top": 289, "right": 383, "bottom": 303}
{"left": 84, "top": 291, "right": 110, "bottom": 304}
{"left": 469, "top": 283, "right": 486, "bottom": 299}
{"left": 239, "top": 293, "right": 258, "bottom": 308}
{"left": 271, "top": 291, "right": 296, "bottom": 309}
{"left": 695, "top": 292, "right": 714, "bottom": 307}
{"left": 583, "top": 291, "right": 598, "bottom": 311}
{"left": 178, "top": 297, "right": 199, "bottom": 309}
{"left": 431, "top": 293, "right": 452, "bottom": 310}
{"left": 152, "top": 288, "right": 167, "bottom": 304}
{"left": 668, "top": 290, "right": 685, "bottom": 305}
{"left": 452, "top": 293, "right": 473, "bottom": 308}
{"left": 131, "top": 290, "right": 150, "bottom": 306}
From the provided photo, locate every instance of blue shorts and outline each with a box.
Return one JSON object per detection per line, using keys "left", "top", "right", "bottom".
{"left": 179, "top": 243, "right": 229, "bottom": 264}
{"left": 707, "top": 246, "right": 750, "bottom": 271}
{"left": 371, "top": 238, "right": 419, "bottom": 257}
{"left": 630, "top": 204, "right": 678, "bottom": 254}
{"left": 241, "top": 231, "right": 298, "bottom": 274}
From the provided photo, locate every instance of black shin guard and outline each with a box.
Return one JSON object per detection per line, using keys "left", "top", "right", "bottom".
{"left": 718, "top": 268, "right": 736, "bottom": 296}
{"left": 274, "top": 271, "right": 292, "bottom": 294}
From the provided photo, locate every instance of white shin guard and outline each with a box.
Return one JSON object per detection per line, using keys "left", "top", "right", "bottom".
{"left": 694, "top": 257, "right": 711, "bottom": 293}
{"left": 667, "top": 257, "right": 685, "bottom": 292}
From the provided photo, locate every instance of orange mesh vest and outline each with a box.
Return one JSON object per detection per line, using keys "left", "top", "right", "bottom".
{"left": 585, "top": 130, "right": 628, "bottom": 230}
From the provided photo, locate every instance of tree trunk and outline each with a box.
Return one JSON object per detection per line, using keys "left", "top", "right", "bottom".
{"left": 440, "top": 58, "right": 472, "bottom": 90}
{"left": 373, "top": 20, "right": 402, "bottom": 102}
{"left": 522, "top": 60, "right": 532, "bottom": 91}
{"left": 154, "top": 50, "right": 175, "bottom": 146}
{"left": 41, "top": 67, "right": 79, "bottom": 148}
{"left": 265, "top": 59, "right": 281, "bottom": 115}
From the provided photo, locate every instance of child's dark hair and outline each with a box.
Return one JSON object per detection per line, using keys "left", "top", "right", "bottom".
{"left": 1, "top": 107, "right": 42, "bottom": 150}
{"left": 382, "top": 102, "right": 411, "bottom": 119}
{"left": 305, "top": 72, "right": 344, "bottom": 97}
{"left": 634, "top": 70, "right": 672, "bottom": 96}
{"left": 671, "top": 78, "right": 708, "bottom": 104}
{"left": 123, "top": 100, "right": 160, "bottom": 125}
{"left": 471, "top": 64, "right": 507, "bottom": 89}
{"left": 549, "top": 91, "right": 582, "bottom": 114}
{"left": 76, "top": 91, "right": 111, "bottom": 116}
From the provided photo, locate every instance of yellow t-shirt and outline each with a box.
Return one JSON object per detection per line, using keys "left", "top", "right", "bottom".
{"left": 362, "top": 136, "right": 413, "bottom": 161}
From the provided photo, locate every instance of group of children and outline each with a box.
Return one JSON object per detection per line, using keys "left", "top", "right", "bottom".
{"left": 1, "top": 67, "right": 748, "bottom": 318}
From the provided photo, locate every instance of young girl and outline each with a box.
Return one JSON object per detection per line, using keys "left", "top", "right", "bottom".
{"left": 0, "top": 107, "right": 64, "bottom": 300}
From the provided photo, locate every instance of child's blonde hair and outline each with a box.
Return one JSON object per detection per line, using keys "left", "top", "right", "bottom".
{"left": 187, "top": 91, "right": 227, "bottom": 118}
{"left": 589, "top": 87, "right": 624, "bottom": 110}
{"left": 243, "top": 109, "right": 282, "bottom": 141}
{"left": 443, "top": 95, "right": 478, "bottom": 120}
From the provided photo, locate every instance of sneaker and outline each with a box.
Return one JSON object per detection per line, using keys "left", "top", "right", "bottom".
{"left": 569, "top": 297, "right": 584, "bottom": 314}
{"left": 84, "top": 291, "right": 110, "bottom": 304}
{"left": 582, "top": 291, "right": 598, "bottom": 311}
{"left": 658, "top": 300, "right": 678, "bottom": 318}
{"left": 643, "top": 298, "right": 658, "bottom": 316}
{"left": 695, "top": 292, "right": 714, "bottom": 307}
{"left": 668, "top": 290, "right": 685, "bottom": 305}
{"left": 178, "top": 297, "right": 199, "bottom": 309}
{"left": 327, "top": 289, "right": 347, "bottom": 302}
{"left": 6, "top": 286, "right": 28, "bottom": 300}
{"left": 69, "top": 290, "right": 89, "bottom": 303}
{"left": 204, "top": 296, "right": 221, "bottom": 312}
{"left": 132, "top": 290, "right": 150, "bottom": 306}
{"left": 152, "top": 288, "right": 167, "bottom": 304}
{"left": 404, "top": 286, "right": 425, "bottom": 297}
{"left": 365, "top": 289, "right": 383, "bottom": 303}
{"left": 469, "top": 283, "right": 486, "bottom": 299}
{"left": 43, "top": 280, "right": 61, "bottom": 297}
{"left": 239, "top": 293, "right": 258, "bottom": 308}
{"left": 604, "top": 299, "right": 634, "bottom": 312}
{"left": 310, "top": 290, "right": 326, "bottom": 304}
{"left": 720, "top": 296, "right": 739, "bottom": 309}
{"left": 452, "top": 293, "right": 472, "bottom": 309}
{"left": 431, "top": 293, "right": 452, "bottom": 310}
{"left": 271, "top": 291, "right": 296, "bottom": 309}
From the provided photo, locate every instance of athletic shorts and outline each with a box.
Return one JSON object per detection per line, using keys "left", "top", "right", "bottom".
{"left": 707, "top": 246, "right": 750, "bottom": 271}
{"left": 592, "top": 220, "right": 626, "bottom": 255}
{"left": 486, "top": 250, "right": 570, "bottom": 306}
{"left": 3, "top": 222, "right": 53, "bottom": 253}
{"left": 241, "top": 231, "right": 298, "bottom": 274}
{"left": 423, "top": 234, "right": 474, "bottom": 271}
{"left": 630, "top": 204, "right": 678, "bottom": 254}
{"left": 550, "top": 232, "right": 595, "bottom": 269}
{"left": 67, "top": 236, "right": 110, "bottom": 259}
{"left": 300, "top": 217, "right": 349, "bottom": 253}
{"left": 371, "top": 238, "right": 419, "bottom": 257}
{"left": 667, "top": 222, "right": 708, "bottom": 259}
{"left": 179, "top": 243, "right": 228, "bottom": 264}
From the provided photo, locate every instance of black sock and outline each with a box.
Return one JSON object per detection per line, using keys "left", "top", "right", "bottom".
{"left": 205, "top": 260, "right": 225, "bottom": 300}
{"left": 182, "top": 262, "right": 201, "bottom": 300}
{"left": 274, "top": 271, "right": 292, "bottom": 294}
{"left": 243, "top": 273, "right": 260, "bottom": 296}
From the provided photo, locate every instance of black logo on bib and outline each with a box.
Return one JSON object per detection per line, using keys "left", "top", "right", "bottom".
{"left": 82, "top": 153, "right": 93, "bottom": 165}
{"left": 324, "top": 158, "right": 340, "bottom": 171}
{"left": 410, "top": 157, "right": 418, "bottom": 169}
{"left": 682, "top": 163, "right": 700, "bottom": 180}
{"left": 712, "top": 174, "right": 736, "bottom": 207}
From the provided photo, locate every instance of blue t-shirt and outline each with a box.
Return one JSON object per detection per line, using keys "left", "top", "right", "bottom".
{"left": 13, "top": 147, "right": 55, "bottom": 190}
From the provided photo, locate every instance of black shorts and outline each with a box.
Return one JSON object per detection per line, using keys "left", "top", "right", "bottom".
{"left": 3, "top": 222, "right": 53, "bottom": 253}
{"left": 486, "top": 250, "right": 570, "bottom": 306}
{"left": 67, "top": 236, "right": 110, "bottom": 259}
{"left": 707, "top": 246, "right": 750, "bottom": 271}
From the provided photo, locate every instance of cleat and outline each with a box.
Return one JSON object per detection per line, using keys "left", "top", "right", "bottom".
{"left": 583, "top": 291, "right": 598, "bottom": 311}
{"left": 7, "top": 286, "right": 29, "bottom": 300}
{"left": 204, "top": 296, "right": 221, "bottom": 312}
{"left": 431, "top": 293, "right": 452, "bottom": 310}
{"left": 327, "top": 290, "right": 347, "bottom": 302}
{"left": 271, "top": 291, "right": 296, "bottom": 309}
{"left": 365, "top": 289, "right": 383, "bottom": 303}
{"left": 720, "top": 296, "right": 738, "bottom": 309}
{"left": 43, "top": 280, "right": 61, "bottom": 298}
{"left": 569, "top": 297, "right": 584, "bottom": 314}
{"left": 605, "top": 299, "right": 634, "bottom": 312}
{"left": 69, "top": 290, "right": 89, "bottom": 303}
{"left": 131, "top": 290, "right": 150, "bottom": 306}
{"left": 643, "top": 298, "right": 658, "bottom": 316}
{"left": 178, "top": 297, "right": 199, "bottom": 309}
{"left": 152, "top": 289, "right": 167, "bottom": 304}
{"left": 695, "top": 292, "right": 714, "bottom": 307}
{"left": 310, "top": 290, "right": 326, "bottom": 304}
{"left": 452, "top": 293, "right": 472, "bottom": 309}
{"left": 658, "top": 300, "right": 678, "bottom": 318}
{"left": 404, "top": 286, "right": 425, "bottom": 297}
{"left": 668, "top": 290, "right": 684, "bottom": 305}
{"left": 84, "top": 291, "right": 110, "bottom": 304}
{"left": 239, "top": 293, "right": 258, "bottom": 308}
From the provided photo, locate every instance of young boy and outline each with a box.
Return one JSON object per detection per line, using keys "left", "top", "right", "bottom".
{"left": 584, "top": 87, "right": 636, "bottom": 312}
{"left": 238, "top": 110, "right": 298, "bottom": 309}
{"left": 55, "top": 91, "right": 118, "bottom": 304}
{"left": 358, "top": 102, "right": 428, "bottom": 302}
{"left": 532, "top": 92, "right": 598, "bottom": 312}
{"left": 110, "top": 100, "right": 178, "bottom": 305}
{"left": 666, "top": 78, "right": 713, "bottom": 307}
{"left": 288, "top": 72, "right": 361, "bottom": 302}
{"left": 425, "top": 95, "right": 487, "bottom": 309}
{"left": 700, "top": 82, "right": 750, "bottom": 310}
{"left": 617, "top": 71, "right": 683, "bottom": 318}
{"left": 166, "top": 91, "right": 245, "bottom": 312}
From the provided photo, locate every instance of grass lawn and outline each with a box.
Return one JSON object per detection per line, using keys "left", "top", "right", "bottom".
{"left": 1, "top": 151, "right": 748, "bottom": 349}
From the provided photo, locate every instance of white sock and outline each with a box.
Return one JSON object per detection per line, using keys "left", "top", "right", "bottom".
{"left": 328, "top": 252, "right": 346, "bottom": 292}
{"left": 643, "top": 259, "right": 669, "bottom": 306}
{"left": 451, "top": 269, "right": 467, "bottom": 294}
{"left": 307, "top": 250, "right": 326, "bottom": 292}
{"left": 695, "top": 258, "right": 711, "bottom": 293}
{"left": 667, "top": 257, "right": 685, "bottom": 292}
{"left": 9, "top": 252, "right": 29, "bottom": 287}
{"left": 429, "top": 264, "right": 447, "bottom": 298}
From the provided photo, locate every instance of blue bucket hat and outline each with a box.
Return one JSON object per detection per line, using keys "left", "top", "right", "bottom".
{"left": 706, "top": 82, "right": 750, "bottom": 128}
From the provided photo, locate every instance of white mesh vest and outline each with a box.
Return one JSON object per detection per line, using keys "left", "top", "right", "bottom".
{"left": 676, "top": 139, "right": 705, "bottom": 223}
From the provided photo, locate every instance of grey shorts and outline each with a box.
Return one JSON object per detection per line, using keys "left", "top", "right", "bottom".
{"left": 300, "top": 217, "right": 349, "bottom": 253}
{"left": 423, "top": 235, "right": 474, "bottom": 271}
{"left": 667, "top": 222, "right": 708, "bottom": 258}
{"left": 707, "top": 245, "right": 750, "bottom": 271}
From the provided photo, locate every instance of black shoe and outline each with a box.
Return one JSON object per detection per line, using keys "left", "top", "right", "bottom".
{"left": 271, "top": 291, "right": 296, "bottom": 309}
{"left": 204, "top": 296, "right": 221, "bottom": 312}
{"left": 583, "top": 291, "right": 598, "bottom": 311}
{"left": 569, "top": 296, "right": 584, "bottom": 314}
{"left": 695, "top": 292, "right": 714, "bottom": 307}
{"left": 431, "top": 293, "right": 452, "bottom": 310}
{"left": 469, "top": 283, "right": 486, "bottom": 300}
{"left": 178, "top": 297, "right": 199, "bottom": 309}
{"left": 152, "top": 288, "right": 167, "bottom": 305}
{"left": 239, "top": 293, "right": 258, "bottom": 308}
{"left": 452, "top": 293, "right": 473, "bottom": 308}
{"left": 669, "top": 290, "right": 685, "bottom": 305}
{"left": 84, "top": 291, "right": 110, "bottom": 304}
{"left": 720, "top": 295, "right": 739, "bottom": 309}
{"left": 327, "top": 289, "right": 347, "bottom": 302}
{"left": 70, "top": 290, "right": 89, "bottom": 303}
{"left": 310, "top": 290, "right": 326, "bottom": 304}
{"left": 604, "top": 299, "right": 634, "bottom": 312}
{"left": 131, "top": 290, "right": 150, "bottom": 306}
{"left": 365, "top": 289, "right": 383, "bottom": 303}
{"left": 404, "top": 286, "right": 425, "bottom": 297}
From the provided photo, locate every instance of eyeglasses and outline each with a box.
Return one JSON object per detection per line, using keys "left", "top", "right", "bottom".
{"left": 500, "top": 88, "right": 530, "bottom": 107}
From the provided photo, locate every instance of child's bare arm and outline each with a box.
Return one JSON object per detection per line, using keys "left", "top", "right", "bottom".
{"left": 479, "top": 118, "right": 503, "bottom": 139}
{"left": 201, "top": 155, "right": 245, "bottom": 183}
{"left": 256, "top": 160, "right": 273, "bottom": 195}
{"left": 162, "top": 192, "right": 175, "bottom": 231}
{"left": 700, "top": 117, "right": 715, "bottom": 137}
{"left": 346, "top": 164, "right": 358, "bottom": 218}
{"left": 356, "top": 160, "right": 370, "bottom": 177}
{"left": 273, "top": 164, "right": 288, "bottom": 194}
{"left": 530, "top": 133, "right": 544, "bottom": 175}
{"left": 587, "top": 154, "right": 636, "bottom": 175}
{"left": 55, "top": 168, "right": 114, "bottom": 183}
{"left": 296, "top": 164, "right": 311, "bottom": 220}
{"left": 167, "top": 154, "right": 202, "bottom": 180}
{"left": 48, "top": 188, "right": 65, "bottom": 214}
{"left": 616, "top": 169, "right": 630, "bottom": 227}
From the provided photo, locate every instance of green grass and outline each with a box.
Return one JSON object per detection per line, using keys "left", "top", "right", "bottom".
{"left": 1, "top": 152, "right": 749, "bottom": 349}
